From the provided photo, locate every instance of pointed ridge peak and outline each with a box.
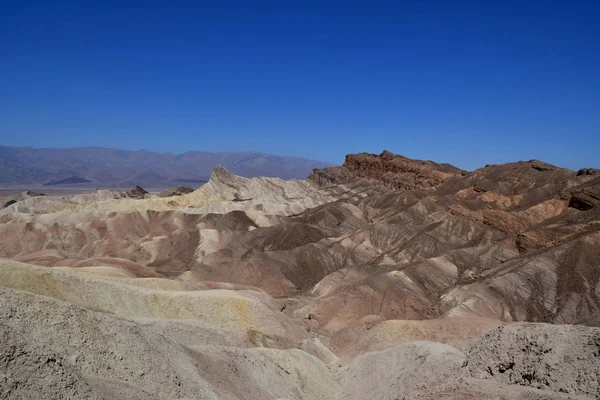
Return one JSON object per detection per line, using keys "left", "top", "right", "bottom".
{"left": 124, "top": 185, "right": 148, "bottom": 199}
{"left": 211, "top": 164, "right": 235, "bottom": 182}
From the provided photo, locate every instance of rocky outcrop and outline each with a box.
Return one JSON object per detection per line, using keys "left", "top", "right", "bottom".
{"left": 464, "top": 323, "right": 600, "bottom": 397}
{"left": 310, "top": 150, "right": 465, "bottom": 191}
{"left": 124, "top": 185, "right": 149, "bottom": 199}
{"left": 529, "top": 160, "right": 557, "bottom": 171}
{"left": 0, "top": 190, "right": 47, "bottom": 210}
{"left": 568, "top": 186, "right": 600, "bottom": 212}
{"left": 158, "top": 185, "right": 195, "bottom": 197}
{"left": 569, "top": 191, "right": 598, "bottom": 211}
{"left": 1, "top": 199, "right": 17, "bottom": 210}
{"left": 577, "top": 168, "right": 600, "bottom": 176}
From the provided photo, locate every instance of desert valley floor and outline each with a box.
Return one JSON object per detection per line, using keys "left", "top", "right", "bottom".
{"left": 1, "top": 151, "right": 599, "bottom": 399}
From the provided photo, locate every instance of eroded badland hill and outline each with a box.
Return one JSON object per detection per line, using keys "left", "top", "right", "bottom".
{"left": 1, "top": 151, "right": 599, "bottom": 399}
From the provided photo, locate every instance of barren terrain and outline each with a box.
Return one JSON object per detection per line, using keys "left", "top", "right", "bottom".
{"left": 1, "top": 151, "right": 599, "bottom": 399}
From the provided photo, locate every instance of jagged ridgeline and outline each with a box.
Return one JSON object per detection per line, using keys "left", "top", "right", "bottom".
{"left": 1, "top": 151, "right": 599, "bottom": 399}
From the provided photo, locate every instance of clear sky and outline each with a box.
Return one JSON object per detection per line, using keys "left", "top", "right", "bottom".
{"left": 1, "top": 1, "right": 599, "bottom": 170}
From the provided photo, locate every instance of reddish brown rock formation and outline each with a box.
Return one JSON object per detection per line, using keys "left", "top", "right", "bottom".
{"left": 310, "top": 150, "right": 465, "bottom": 191}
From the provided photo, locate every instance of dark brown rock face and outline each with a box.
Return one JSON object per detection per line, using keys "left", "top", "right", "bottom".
{"left": 125, "top": 185, "right": 149, "bottom": 199}
{"left": 569, "top": 192, "right": 597, "bottom": 211}
{"left": 577, "top": 168, "right": 600, "bottom": 176}
{"left": 568, "top": 187, "right": 600, "bottom": 211}
{"left": 309, "top": 150, "right": 465, "bottom": 191}
{"left": 342, "top": 150, "right": 465, "bottom": 190}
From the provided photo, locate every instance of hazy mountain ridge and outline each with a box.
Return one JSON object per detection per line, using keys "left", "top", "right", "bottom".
{"left": 0, "top": 146, "right": 332, "bottom": 187}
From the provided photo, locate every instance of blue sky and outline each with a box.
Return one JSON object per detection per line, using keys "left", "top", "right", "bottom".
{"left": 1, "top": 0, "right": 599, "bottom": 170}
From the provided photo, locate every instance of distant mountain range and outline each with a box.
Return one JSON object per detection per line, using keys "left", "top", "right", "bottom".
{"left": 0, "top": 146, "right": 332, "bottom": 188}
